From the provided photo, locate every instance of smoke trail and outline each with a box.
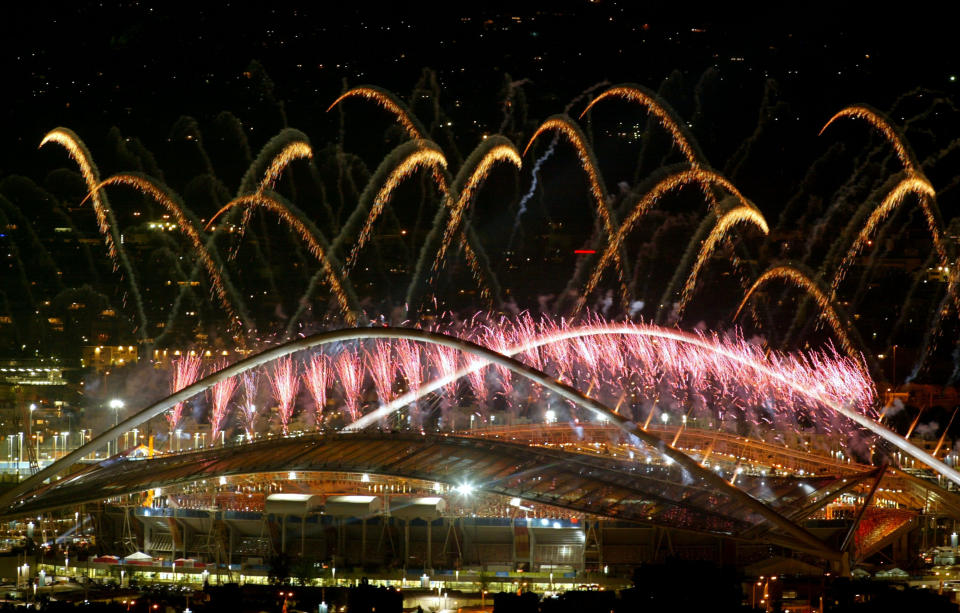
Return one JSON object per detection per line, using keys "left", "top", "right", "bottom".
{"left": 509, "top": 136, "right": 556, "bottom": 249}
{"left": 509, "top": 81, "right": 610, "bottom": 249}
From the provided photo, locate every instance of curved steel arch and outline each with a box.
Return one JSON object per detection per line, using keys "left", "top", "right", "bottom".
{"left": 1, "top": 327, "right": 836, "bottom": 557}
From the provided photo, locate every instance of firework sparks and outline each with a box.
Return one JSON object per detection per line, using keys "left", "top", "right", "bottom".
{"left": 238, "top": 371, "right": 260, "bottom": 439}
{"left": 328, "top": 85, "right": 424, "bottom": 140}
{"left": 832, "top": 176, "right": 942, "bottom": 293}
{"left": 258, "top": 141, "right": 313, "bottom": 193}
{"left": 580, "top": 84, "right": 701, "bottom": 166}
{"left": 206, "top": 192, "right": 357, "bottom": 325}
{"left": 524, "top": 115, "right": 629, "bottom": 306}
{"left": 821, "top": 105, "right": 917, "bottom": 173}
{"left": 303, "top": 353, "right": 330, "bottom": 427}
{"left": 208, "top": 360, "right": 238, "bottom": 443}
{"left": 40, "top": 129, "right": 117, "bottom": 264}
{"left": 269, "top": 356, "right": 300, "bottom": 435}
{"left": 88, "top": 174, "right": 247, "bottom": 328}
{"left": 576, "top": 168, "right": 752, "bottom": 313}
{"left": 334, "top": 347, "right": 365, "bottom": 422}
{"left": 734, "top": 265, "right": 862, "bottom": 363}
{"left": 167, "top": 355, "right": 204, "bottom": 433}
{"left": 679, "top": 204, "right": 769, "bottom": 315}
{"left": 347, "top": 144, "right": 448, "bottom": 270}
{"left": 436, "top": 142, "right": 522, "bottom": 267}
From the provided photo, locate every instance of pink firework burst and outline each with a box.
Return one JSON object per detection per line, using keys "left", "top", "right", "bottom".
{"left": 303, "top": 353, "right": 330, "bottom": 427}
{"left": 208, "top": 360, "right": 237, "bottom": 443}
{"left": 269, "top": 356, "right": 300, "bottom": 435}
{"left": 167, "top": 355, "right": 203, "bottom": 432}
{"left": 238, "top": 370, "right": 259, "bottom": 439}
{"left": 334, "top": 347, "right": 364, "bottom": 422}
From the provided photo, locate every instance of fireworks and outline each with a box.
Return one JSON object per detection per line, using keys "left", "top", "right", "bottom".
{"left": 342, "top": 316, "right": 877, "bottom": 445}
{"left": 366, "top": 340, "right": 396, "bottom": 404}
{"left": 89, "top": 174, "right": 249, "bottom": 329}
{"left": 436, "top": 140, "right": 522, "bottom": 267}
{"left": 679, "top": 204, "right": 769, "bottom": 315}
{"left": 832, "top": 176, "right": 942, "bottom": 294}
{"left": 40, "top": 129, "right": 118, "bottom": 264}
{"left": 525, "top": 115, "right": 629, "bottom": 306}
{"left": 395, "top": 339, "right": 423, "bottom": 423}
{"left": 258, "top": 140, "right": 313, "bottom": 193}
{"left": 238, "top": 371, "right": 260, "bottom": 439}
{"left": 576, "top": 168, "right": 754, "bottom": 313}
{"left": 167, "top": 355, "right": 204, "bottom": 433}
{"left": 327, "top": 85, "right": 425, "bottom": 140}
{"left": 580, "top": 84, "right": 701, "bottom": 166}
{"left": 206, "top": 192, "right": 358, "bottom": 325}
{"left": 208, "top": 360, "right": 238, "bottom": 442}
{"left": 334, "top": 347, "right": 365, "bottom": 422}
{"left": 40, "top": 128, "right": 149, "bottom": 339}
{"left": 346, "top": 143, "right": 448, "bottom": 270}
{"left": 820, "top": 105, "right": 918, "bottom": 173}
{"left": 303, "top": 353, "right": 330, "bottom": 426}
{"left": 269, "top": 356, "right": 300, "bottom": 435}
{"left": 734, "top": 265, "right": 861, "bottom": 363}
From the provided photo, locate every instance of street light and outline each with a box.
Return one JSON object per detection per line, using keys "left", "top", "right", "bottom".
{"left": 109, "top": 399, "right": 124, "bottom": 455}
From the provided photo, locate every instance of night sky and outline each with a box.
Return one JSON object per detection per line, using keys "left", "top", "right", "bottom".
{"left": 3, "top": 2, "right": 960, "bottom": 383}
{"left": 2, "top": 4, "right": 957, "bottom": 175}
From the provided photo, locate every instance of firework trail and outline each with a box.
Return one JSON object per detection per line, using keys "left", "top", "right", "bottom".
{"left": 206, "top": 191, "right": 359, "bottom": 324}
{"left": 328, "top": 85, "right": 426, "bottom": 140}
{"left": 344, "top": 143, "right": 448, "bottom": 271}
{"left": 480, "top": 323, "right": 515, "bottom": 407}
{"left": 269, "top": 355, "right": 300, "bottom": 435}
{"left": 733, "top": 264, "right": 865, "bottom": 364}
{"left": 436, "top": 139, "right": 522, "bottom": 267}
{"left": 164, "top": 129, "right": 313, "bottom": 342}
{"left": 238, "top": 371, "right": 260, "bottom": 439}
{"left": 257, "top": 141, "right": 313, "bottom": 193}
{"left": 167, "top": 355, "right": 204, "bottom": 433}
{"left": 509, "top": 81, "right": 611, "bottom": 248}
{"left": 366, "top": 340, "right": 397, "bottom": 405}
{"left": 208, "top": 360, "right": 238, "bottom": 443}
{"left": 575, "top": 168, "right": 751, "bottom": 314}
{"left": 905, "top": 284, "right": 953, "bottom": 383}
{"left": 395, "top": 339, "right": 423, "bottom": 424}
{"left": 89, "top": 173, "right": 253, "bottom": 330}
{"left": 402, "top": 137, "right": 520, "bottom": 304}
{"left": 579, "top": 83, "right": 703, "bottom": 167}
{"left": 465, "top": 353, "right": 491, "bottom": 410}
{"left": 509, "top": 137, "right": 556, "bottom": 249}
{"left": 524, "top": 115, "right": 630, "bottom": 307}
{"left": 431, "top": 344, "right": 461, "bottom": 407}
{"left": 678, "top": 204, "right": 769, "bottom": 316}
{"left": 821, "top": 105, "right": 919, "bottom": 173}
{"left": 303, "top": 353, "right": 330, "bottom": 427}
{"left": 331, "top": 139, "right": 498, "bottom": 311}
{"left": 40, "top": 128, "right": 149, "bottom": 341}
{"left": 830, "top": 176, "right": 941, "bottom": 294}
{"left": 334, "top": 348, "right": 365, "bottom": 422}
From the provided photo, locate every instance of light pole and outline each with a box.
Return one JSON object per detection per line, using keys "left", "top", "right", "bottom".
{"left": 109, "top": 399, "right": 124, "bottom": 455}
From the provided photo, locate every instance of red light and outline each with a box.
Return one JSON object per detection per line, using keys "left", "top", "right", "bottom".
{"left": 573, "top": 250, "right": 596, "bottom": 254}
